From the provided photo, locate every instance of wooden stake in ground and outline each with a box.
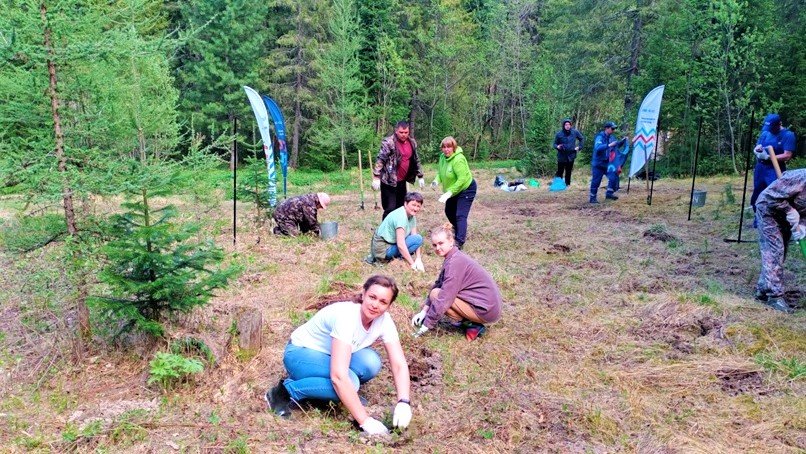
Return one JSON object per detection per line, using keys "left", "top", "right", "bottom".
{"left": 766, "top": 146, "right": 783, "bottom": 178}
{"left": 358, "top": 149, "right": 365, "bottom": 210}
{"left": 368, "top": 149, "right": 379, "bottom": 210}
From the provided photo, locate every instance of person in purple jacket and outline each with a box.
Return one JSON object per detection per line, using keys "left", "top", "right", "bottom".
{"left": 411, "top": 223, "right": 502, "bottom": 341}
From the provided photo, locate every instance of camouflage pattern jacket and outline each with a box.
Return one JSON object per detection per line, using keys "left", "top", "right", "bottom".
{"left": 756, "top": 169, "right": 806, "bottom": 222}
{"left": 373, "top": 134, "right": 424, "bottom": 187}
{"left": 273, "top": 193, "right": 321, "bottom": 235}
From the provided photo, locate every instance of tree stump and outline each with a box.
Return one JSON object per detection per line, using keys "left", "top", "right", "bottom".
{"left": 236, "top": 309, "right": 262, "bottom": 354}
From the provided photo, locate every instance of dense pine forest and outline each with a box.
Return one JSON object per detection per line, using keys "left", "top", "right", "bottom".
{"left": 2, "top": 0, "right": 803, "bottom": 181}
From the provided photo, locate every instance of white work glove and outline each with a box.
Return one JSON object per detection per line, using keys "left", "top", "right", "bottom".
{"left": 785, "top": 210, "right": 800, "bottom": 230}
{"left": 438, "top": 192, "right": 452, "bottom": 204}
{"left": 360, "top": 417, "right": 389, "bottom": 435}
{"left": 430, "top": 180, "right": 439, "bottom": 189}
{"left": 411, "top": 309, "right": 427, "bottom": 327}
{"left": 411, "top": 257, "right": 425, "bottom": 272}
{"left": 371, "top": 178, "right": 381, "bottom": 191}
{"left": 793, "top": 224, "right": 806, "bottom": 242}
{"left": 393, "top": 402, "right": 412, "bottom": 429}
{"left": 753, "top": 145, "right": 769, "bottom": 160}
{"left": 413, "top": 325, "right": 429, "bottom": 338}
{"left": 418, "top": 178, "right": 425, "bottom": 188}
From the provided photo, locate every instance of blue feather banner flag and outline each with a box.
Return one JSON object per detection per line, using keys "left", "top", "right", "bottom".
{"left": 262, "top": 95, "right": 288, "bottom": 197}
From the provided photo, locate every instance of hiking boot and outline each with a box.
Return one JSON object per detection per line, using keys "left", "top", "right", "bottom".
{"left": 766, "top": 297, "right": 794, "bottom": 314}
{"left": 363, "top": 254, "right": 376, "bottom": 265}
{"left": 464, "top": 323, "right": 487, "bottom": 341}
{"left": 265, "top": 380, "right": 294, "bottom": 418}
{"left": 589, "top": 196, "right": 599, "bottom": 204}
{"left": 753, "top": 289, "right": 768, "bottom": 302}
{"left": 605, "top": 193, "right": 619, "bottom": 200}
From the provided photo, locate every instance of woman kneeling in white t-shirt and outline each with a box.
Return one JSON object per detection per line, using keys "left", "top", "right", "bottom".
{"left": 265, "top": 275, "right": 412, "bottom": 435}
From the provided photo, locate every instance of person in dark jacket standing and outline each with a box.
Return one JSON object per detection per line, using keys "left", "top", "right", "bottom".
{"left": 273, "top": 193, "right": 331, "bottom": 236}
{"left": 590, "top": 121, "right": 627, "bottom": 203}
{"left": 552, "top": 118, "right": 585, "bottom": 187}
{"left": 372, "top": 121, "right": 425, "bottom": 220}
{"left": 754, "top": 169, "right": 805, "bottom": 314}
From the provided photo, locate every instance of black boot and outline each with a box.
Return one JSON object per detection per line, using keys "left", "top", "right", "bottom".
{"left": 766, "top": 297, "right": 794, "bottom": 314}
{"left": 605, "top": 193, "right": 619, "bottom": 200}
{"left": 265, "top": 379, "right": 294, "bottom": 418}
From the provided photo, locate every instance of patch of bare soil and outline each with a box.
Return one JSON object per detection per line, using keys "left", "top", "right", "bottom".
{"left": 631, "top": 301, "right": 726, "bottom": 354}
{"left": 643, "top": 228, "right": 677, "bottom": 243}
{"left": 304, "top": 282, "right": 359, "bottom": 311}
{"left": 407, "top": 347, "right": 442, "bottom": 392}
{"left": 716, "top": 367, "right": 770, "bottom": 396}
{"left": 547, "top": 243, "right": 571, "bottom": 254}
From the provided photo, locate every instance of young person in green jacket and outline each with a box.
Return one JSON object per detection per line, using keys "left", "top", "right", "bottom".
{"left": 432, "top": 136, "right": 477, "bottom": 249}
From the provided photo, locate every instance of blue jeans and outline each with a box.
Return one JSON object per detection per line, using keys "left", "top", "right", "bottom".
{"left": 590, "top": 164, "right": 618, "bottom": 198}
{"left": 385, "top": 234, "right": 423, "bottom": 259}
{"left": 445, "top": 179, "right": 477, "bottom": 248}
{"left": 282, "top": 343, "right": 382, "bottom": 402}
{"left": 750, "top": 161, "right": 785, "bottom": 211}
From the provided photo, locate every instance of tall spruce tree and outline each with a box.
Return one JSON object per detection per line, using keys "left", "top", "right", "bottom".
{"left": 309, "top": 0, "right": 370, "bottom": 171}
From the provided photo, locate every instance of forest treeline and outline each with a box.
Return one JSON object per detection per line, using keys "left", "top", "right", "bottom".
{"left": 1, "top": 0, "right": 804, "bottom": 183}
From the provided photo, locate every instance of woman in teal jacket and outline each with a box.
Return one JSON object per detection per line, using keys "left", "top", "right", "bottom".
{"left": 432, "top": 137, "right": 477, "bottom": 249}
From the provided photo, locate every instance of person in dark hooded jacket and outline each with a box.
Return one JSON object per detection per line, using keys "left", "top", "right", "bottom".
{"left": 552, "top": 118, "right": 585, "bottom": 186}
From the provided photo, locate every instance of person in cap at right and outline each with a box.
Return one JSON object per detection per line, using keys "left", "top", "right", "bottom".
{"left": 590, "top": 121, "right": 627, "bottom": 203}
{"left": 754, "top": 168, "right": 805, "bottom": 313}
{"left": 552, "top": 118, "right": 585, "bottom": 188}
{"left": 751, "top": 113, "right": 796, "bottom": 215}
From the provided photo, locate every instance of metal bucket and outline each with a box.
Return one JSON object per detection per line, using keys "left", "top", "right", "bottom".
{"left": 320, "top": 221, "right": 338, "bottom": 240}
{"left": 692, "top": 190, "right": 707, "bottom": 207}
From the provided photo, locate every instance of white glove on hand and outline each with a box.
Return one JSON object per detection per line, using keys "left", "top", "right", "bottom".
{"left": 411, "top": 309, "right": 427, "bottom": 327}
{"left": 413, "top": 325, "right": 429, "bottom": 338}
{"left": 753, "top": 148, "right": 769, "bottom": 160}
{"left": 412, "top": 257, "right": 425, "bottom": 272}
{"left": 793, "top": 224, "right": 806, "bottom": 242}
{"left": 418, "top": 178, "right": 425, "bottom": 188}
{"left": 360, "top": 417, "right": 389, "bottom": 435}
{"left": 393, "top": 402, "right": 412, "bottom": 429}
{"left": 371, "top": 178, "right": 381, "bottom": 191}
{"left": 785, "top": 210, "right": 800, "bottom": 230}
{"left": 438, "top": 192, "right": 452, "bottom": 204}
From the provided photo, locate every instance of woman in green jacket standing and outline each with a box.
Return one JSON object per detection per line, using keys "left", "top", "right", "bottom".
{"left": 432, "top": 136, "right": 477, "bottom": 249}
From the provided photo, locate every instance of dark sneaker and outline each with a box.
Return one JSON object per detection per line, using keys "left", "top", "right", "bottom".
{"left": 766, "top": 297, "right": 794, "bottom": 314}
{"left": 753, "top": 289, "right": 768, "bottom": 302}
{"left": 363, "top": 254, "right": 375, "bottom": 265}
{"left": 605, "top": 193, "right": 619, "bottom": 200}
{"left": 265, "top": 380, "right": 294, "bottom": 418}
{"left": 589, "top": 197, "right": 599, "bottom": 204}
{"left": 437, "top": 318, "right": 464, "bottom": 332}
{"left": 464, "top": 323, "right": 487, "bottom": 341}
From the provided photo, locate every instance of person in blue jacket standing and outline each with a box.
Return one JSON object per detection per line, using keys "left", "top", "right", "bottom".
{"left": 590, "top": 121, "right": 627, "bottom": 203}
{"left": 751, "top": 113, "right": 796, "bottom": 215}
{"left": 553, "top": 118, "right": 585, "bottom": 187}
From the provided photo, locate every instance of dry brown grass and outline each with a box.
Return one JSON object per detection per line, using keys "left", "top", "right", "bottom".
{"left": 0, "top": 166, "right": 804, "bottom": 452}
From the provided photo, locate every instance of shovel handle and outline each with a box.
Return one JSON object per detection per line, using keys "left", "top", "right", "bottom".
{"left": 767, "top": 146, "right": 783, "bottom": 178}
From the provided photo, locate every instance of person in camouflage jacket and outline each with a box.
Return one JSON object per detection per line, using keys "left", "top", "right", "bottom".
{"left": 372, "top": 121, "right": 425, "bottom": 220}
{"left": 273, "top": 193, "right": 331, "bottom": 236}
{"left": 754, "top": 169, "right": 806, "bottom": 313}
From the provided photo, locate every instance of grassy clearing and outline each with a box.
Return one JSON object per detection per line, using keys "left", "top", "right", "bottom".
{"left": 0, "top": 163, "right": 804, "bottom": 452}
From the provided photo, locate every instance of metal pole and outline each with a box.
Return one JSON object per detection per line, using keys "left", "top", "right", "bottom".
{"left": 687, "top": 117, "right": 703, "bottom": 221}
{"left": 232, "top": 116, "right": 237, "bottom": 245}
{"left": 725, "top": 110, "right": 755, "bottom": 243}
{"left": 648, "top": 141, "right": 658, "bottom": 205}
